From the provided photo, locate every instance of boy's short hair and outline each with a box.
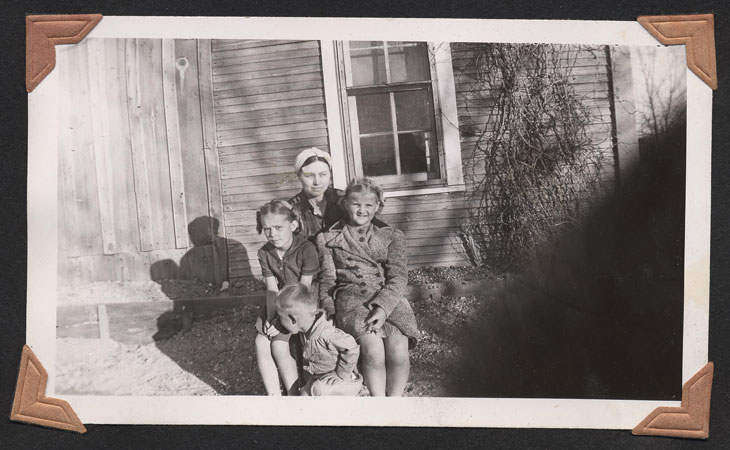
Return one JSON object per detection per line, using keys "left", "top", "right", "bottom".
{"left": 275, "top": 283, "right": 318, "bottom": 313}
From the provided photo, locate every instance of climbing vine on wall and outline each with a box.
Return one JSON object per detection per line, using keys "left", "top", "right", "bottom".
{"left": 456, "top": 43, "right": 608, "bottom": 270}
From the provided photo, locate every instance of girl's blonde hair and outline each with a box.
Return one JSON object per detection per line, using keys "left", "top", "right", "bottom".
{"left": 255, "top": 199, "right": 300, "bottom": 234}
{"left": 343, "top": 177, "right": 386, "bottom": 214}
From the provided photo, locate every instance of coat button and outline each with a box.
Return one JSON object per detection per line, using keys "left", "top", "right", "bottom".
{"left": 360, "top": 290, "right": 367, "bottom": 294}
{"left": 359, "top": 282, "right": 366, "bottom": 287}
{"left": 359, "top": 237, "right": 365, "bottom": 242}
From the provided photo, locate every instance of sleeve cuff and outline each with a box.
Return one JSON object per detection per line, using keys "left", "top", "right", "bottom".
{"left": 322, "top": 301, "right": 336, "bottom": 317}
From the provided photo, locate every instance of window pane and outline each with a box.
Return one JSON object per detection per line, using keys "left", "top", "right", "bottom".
{"left": 394, "top": 89, "right": 433, "bottom": 131}
{"left": 388, "top": 42, "right": 429, "bottom": 83}
{"left": 349, "top": 41, "right": 386, "bottom": 86}
{"left": 361, "top": 135, "right": 396, "bottom": 176}
{"left": 398, "top": 132, "right": 435, "bottom": 174}
{"left": 354, "top": 93, "right": 392, "bottom": 134}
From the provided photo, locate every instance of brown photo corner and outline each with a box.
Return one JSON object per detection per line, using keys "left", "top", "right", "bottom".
{"left": 18, "top": 12, "right": 715, "bottom": 437}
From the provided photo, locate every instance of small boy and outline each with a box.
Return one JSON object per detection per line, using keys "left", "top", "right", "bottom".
{"left": 275, "top": 284, "right": 363, "bottom": 396}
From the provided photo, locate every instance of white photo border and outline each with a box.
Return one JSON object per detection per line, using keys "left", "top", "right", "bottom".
{"left": 27, "top": 16, "right": 712, "bottom": 427}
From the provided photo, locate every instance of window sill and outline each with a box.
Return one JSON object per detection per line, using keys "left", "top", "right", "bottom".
{"left": 383, "top": 183, "right": 466, "bottom": 198}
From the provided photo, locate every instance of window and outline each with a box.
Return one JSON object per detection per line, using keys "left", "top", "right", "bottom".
{"left": 331, "top": 41, "right": 464, "bottom": 194}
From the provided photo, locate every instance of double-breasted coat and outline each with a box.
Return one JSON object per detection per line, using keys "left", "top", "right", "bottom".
{"left": 316, "top": 220, "right": 419, "bottom": 348}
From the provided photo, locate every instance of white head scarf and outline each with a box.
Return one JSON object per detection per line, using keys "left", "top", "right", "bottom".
{"left": 294, "top": 147, "right": 332, "bottom": 174}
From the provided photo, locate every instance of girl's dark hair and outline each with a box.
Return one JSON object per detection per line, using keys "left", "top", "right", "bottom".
{"left": 255, "top": 200, "right": 300, "bottom": 234}
{"left": 298, "top": 155, "right": 331, "bottom": 174}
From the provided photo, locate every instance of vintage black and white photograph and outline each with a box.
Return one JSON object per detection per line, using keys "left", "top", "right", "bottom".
{"left": 24, "top": 16, "right": 711, "bottom": 426}
{"left": 51, "top": 34, "right": 688, "bottom": 399}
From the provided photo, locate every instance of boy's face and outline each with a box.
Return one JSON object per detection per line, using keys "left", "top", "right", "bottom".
{"left": 345, "top": 191, "right": 380, "bottom": 227}
{"left": 276, "top": 306, "right": 315, "bottom": 334}
{"left": 260, "top": 213, "right": 297, "bottom": 250}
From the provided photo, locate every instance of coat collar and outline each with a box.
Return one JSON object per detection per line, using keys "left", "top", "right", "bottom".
{"left": 262, "top": 233, "right": 309, "bottom": 259}
{"left": 303, "top": 310, "right": 329, "bottom": 340}
{"left": 326, "top": 217, "right": 389, "bottom": 232}
{"left": 324, "top": 219, "right": 392, "bottom": 264}
{"left": 294, "top": 187, "right": 342, "bottom": 213}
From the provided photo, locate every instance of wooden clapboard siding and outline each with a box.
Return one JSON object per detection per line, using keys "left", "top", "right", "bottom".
{"left": 215, "top": 40, "right": 618, "bottom": 281}
{"left": 213, "top": 41, "right": 320, "bottom": 64}
{"left": 214, "top": 72, "right": 325, "bottom": 94}
{"left": 57, "top": 38, "right": 224, "bottom": 286}
{"left": 215, "top": 81, "right": 324, "bottom": 102}
{"left": 210, "top": 39, "right": 330, "bottom": 278}
{"left": 213, "top": 56, "right": 323, "bottom": 77}
{"left": 217, "top": 135, "right": 329, "bottom": 155}
{"left": 213, "top": 64, "right": 323, "bottom": 84}
{"left": 213, "top": 39, "right": 305, "bottom": 52}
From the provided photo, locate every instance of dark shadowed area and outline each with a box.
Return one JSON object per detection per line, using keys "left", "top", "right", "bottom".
{"left": 454, "top": 115, "right": 686, "bottom": 399}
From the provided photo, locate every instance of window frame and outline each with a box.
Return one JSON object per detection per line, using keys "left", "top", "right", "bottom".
{"left": 322, "top": 40, "right": 464, "bottom": 198}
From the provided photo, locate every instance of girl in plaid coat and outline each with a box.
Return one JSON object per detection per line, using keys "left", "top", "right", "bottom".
{"left": 316, "top": 178, "right": 419, "bottom": 396}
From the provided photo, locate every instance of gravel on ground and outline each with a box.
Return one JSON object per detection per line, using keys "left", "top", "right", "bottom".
{"left": 56, "top": 266, "right": 491, "bottom": 397}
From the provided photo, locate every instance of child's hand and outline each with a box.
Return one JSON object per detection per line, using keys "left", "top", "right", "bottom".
{"left": 263, "top": 319, "right": 280, "bottom": 338}
{"left": 364, "top": 306, "right": 387, "bottom": 333}
{"left": 318, "top": 371, "right": 343, "bottom": 385}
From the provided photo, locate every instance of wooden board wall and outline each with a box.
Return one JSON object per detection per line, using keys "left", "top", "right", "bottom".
{"left": 210, "top": 39, "right": 330, "bottom": 278}
{"left": 57, "top": 39, "right": 224, "bottom": 286}
{"left": 210, "top": 40, "right": 618, "bottom": 279}
{"left": 58, "top": 39, "right": 618, "bottom": 285}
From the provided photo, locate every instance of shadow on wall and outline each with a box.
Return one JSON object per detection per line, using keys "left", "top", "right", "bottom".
{"left": 146, "top": 216, "right": 264, "bottom": 394}
{"left": 149, "top": 216, "right": 236, "bottom": 341}
{"left": 150, "top": 216, "right": 249, "bottom": 287}
{"left": 455, "top": 117, "right": 687, "bottom": 400}
{"left": 147, "top": 217, "right": 245, "bottom": 340}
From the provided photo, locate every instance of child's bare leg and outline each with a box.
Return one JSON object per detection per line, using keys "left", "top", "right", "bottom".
{"left": 255, "top": 332, "right": 281, "bottom": 395}
{"left": 358, "top": 334, "right": 387, "bottom": 396}
{"left": 384, "top": 333, "right": 410, "bottom": 397}
{"left": 271, "top": 338, "right": 299, "bottom": 395}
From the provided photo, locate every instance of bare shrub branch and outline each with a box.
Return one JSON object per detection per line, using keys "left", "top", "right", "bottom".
{"left": 456, "top": 43, "right": 606, "bottom": 270}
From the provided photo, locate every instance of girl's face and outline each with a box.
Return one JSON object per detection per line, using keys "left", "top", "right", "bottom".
{"left": 345, "top": 191, "right": 380, "bottom": 227}
{"left": 260, "top": 213, "right": 297, "bottom": 250}
{"left": 298, "top": 160, "right": 331, "bottom": 199}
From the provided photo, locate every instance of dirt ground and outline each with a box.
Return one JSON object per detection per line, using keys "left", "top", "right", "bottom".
{"left": 56, "top": 263, "right": 682, "bottom": 400}
{"left": 56, "top": 337, "right": 216, "bottom": 396}
{"left": 56, "top": 267, "right": 490, "bottom": 397}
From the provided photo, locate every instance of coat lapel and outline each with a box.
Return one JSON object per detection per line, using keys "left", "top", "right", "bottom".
{"left": 369, "top": 224, "right": 393, "bottom": 261}
{"left": 324, "top": 221, "right": 378, "bottom": 265}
